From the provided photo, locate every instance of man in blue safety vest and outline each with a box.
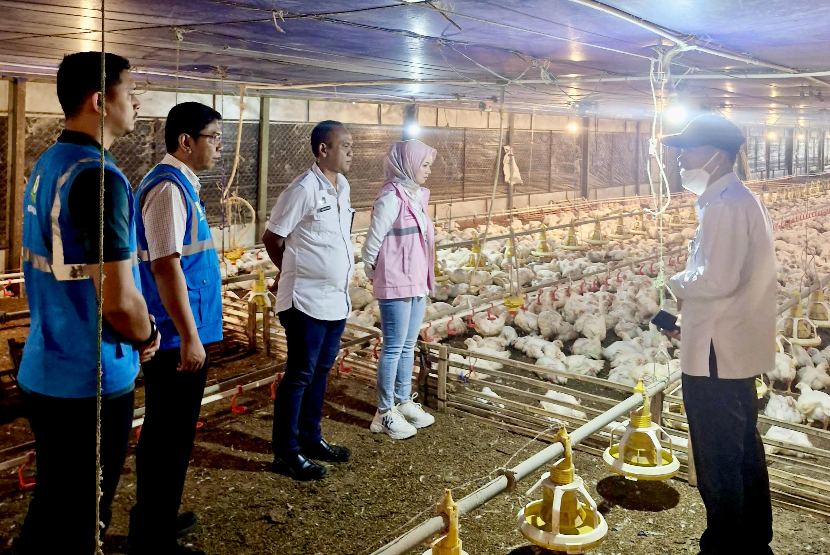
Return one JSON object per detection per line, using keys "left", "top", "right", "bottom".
{"left": 14, "top": 52, "right": 160, "bottom": 554}
{"left": 129, "top": 102, "right": 224, "bottom": 555}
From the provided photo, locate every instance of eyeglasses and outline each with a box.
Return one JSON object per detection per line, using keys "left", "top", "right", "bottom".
{"left": 197, "top": 133, "right": 222, "bottom": 145}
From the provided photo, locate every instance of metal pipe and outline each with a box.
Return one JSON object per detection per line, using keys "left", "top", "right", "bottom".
{"left": 370, "top": 371, "right": 681, "bottom": 555}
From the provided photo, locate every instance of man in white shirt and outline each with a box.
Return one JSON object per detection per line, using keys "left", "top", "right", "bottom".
{"left": 130, "top": 102, "right": 224, "bottom": 554}
{"left": 663, "top": 115, "right": 775, "bottom": 555}
{"left": 263, "top": 120, "right": 355, "bottom": 481}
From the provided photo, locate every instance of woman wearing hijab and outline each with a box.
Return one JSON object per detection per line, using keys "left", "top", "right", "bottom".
{"left": 361, "top": 140, "right": 437, "bottom": 439}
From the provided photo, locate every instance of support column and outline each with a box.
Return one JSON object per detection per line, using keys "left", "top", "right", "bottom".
{"left": 507, "top": 112, "right": 515, "bottom": 212}
{"left": 8, "top": 78, "right": 25, "bottom": 271}
{"left": 785, "top": 129, "right": 794, "bottom": 176}
{"left": 580, "top": 117, "right": 590, "bottom": 199}
{"left": 255, "top": 96, "right": 270, "bottom": 239}
{"left": 634, "top": 120, "right": 641, "bottom": 196}
{"left": 764, "top": 133, "right": 771, "bottom": 180}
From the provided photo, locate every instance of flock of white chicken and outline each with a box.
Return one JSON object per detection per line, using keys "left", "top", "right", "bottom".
{"left": 219, "top": 191, "right": 830, "bottom": 452}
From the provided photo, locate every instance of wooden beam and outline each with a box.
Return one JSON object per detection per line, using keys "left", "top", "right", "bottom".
{"left": 255, "top": 96, "right": 270, "bottom": 239}
{"left": 580, "top": 117, "right": 589, "bottom": 199}
{"left": 507, "top": 112, "right": 515, "bottom": 212}
{"left": 634, "top": 120, "right": 641, "bottom": 196}
{"left": 8, "top": 78, "right": 25, "bottom": 270}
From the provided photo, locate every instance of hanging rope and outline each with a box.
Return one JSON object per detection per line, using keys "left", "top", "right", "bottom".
{"left": 95, "top": 1, "right": 106, "bottom": 552}
{"left": 474, "top": 86, "right": 506, "bottom": 270}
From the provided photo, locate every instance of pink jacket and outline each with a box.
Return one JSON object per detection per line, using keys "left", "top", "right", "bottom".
{"left": 371, "top": 183, "right": 435, "bottom": 300}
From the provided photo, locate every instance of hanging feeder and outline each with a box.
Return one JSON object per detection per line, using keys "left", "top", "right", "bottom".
{"left": 559, "top": 220, "right": 585, "bottom": 251}
{"left": 531, "top": 224, "right": 556, "bottom": 258}
{"left": 242, "top": 266, "right": 276, "bottom": 314}
{"left": 807, "top": 288, "right": 830, "bottom": 328}
{"left": 778, "top": 291, "right": 822, "bottom": 347}
{"left": 680, "top": 208, "right": 697, "bottom": 225}
{"left": 607, "top": 214, "right": 632, "bottom": 241}
{"left": 668, "top": 212, "right": 684, "bottom": 230}
{"left": 423, "top": 489, "right": 469, "bottom": 555}
{"left": 756, "top": 377, "right": 768, "bottom": 400}
{"left": 628, "top": 214, "right": 647, "bottom": 236}
{"left": 603, "top": 381, "right": 680, "bottom": 482}
{"left": 222, "top": 195, "right": 256, "bottom": 263}
{"left": 435, "top": 255, "right": 450, "bottom": 283}
{"left": 463, "top": 233, "right": 492, "bottom": 270}
{"left": 583, "top": 219, "right": 609, "bottom": 247}
{"left": 518, "top": 427, "right": 608, "bottom": 554}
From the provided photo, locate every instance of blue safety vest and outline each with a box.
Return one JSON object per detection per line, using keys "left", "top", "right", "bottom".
{"left": 19, "top": 142, "right": 141, "bottom": 398}
{"left": 135, "top": 164, "right": 223, "bottom": 351}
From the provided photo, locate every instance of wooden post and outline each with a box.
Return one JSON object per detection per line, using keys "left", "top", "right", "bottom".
{"left": 765, "top": 134, "right": 771, "bottom": 180}
{"left": 247, "top": 301, "right": 257, "bottom": 352}
{"left": 580, "top": 117, "right": 590, "bottom": 199}
{"left": 461, "top": 129, "right": 467, "bottom": 200}
{"left": 649, "top": 391, "right": 663, "bottom": 427}
{"left": 262, "top": 308, "right": 271, "bottom": 358}
{"left": 8, "top": 78, "right": 26, "bottom": 271}
{"left": 548, "top": 130, "right": 553, "bottom": 193}
{"left": 437, "top": 344, "right": 448, "bottom": 412}
{"left": 255, "top": 96, "right": 270, "bottom": 239}
{"left": 634, "top": 120, "right": 641, "bottom": 197}
{"left": 507, "top": 112, "right": 515, "bottom": 212}
{"left": 686, "top": 434, "right": 698, "bottom": 487}
{"left": 785, "top": 129, "right": 794, "bottom": 176}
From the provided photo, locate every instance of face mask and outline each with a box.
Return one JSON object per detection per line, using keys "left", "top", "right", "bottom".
{"left": 680, "top": 153, "right": 719, "bottom": 195}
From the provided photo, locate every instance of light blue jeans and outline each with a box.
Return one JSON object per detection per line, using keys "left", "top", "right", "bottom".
{"left": 377, "top": 296, "right": 427, "bottom": 412}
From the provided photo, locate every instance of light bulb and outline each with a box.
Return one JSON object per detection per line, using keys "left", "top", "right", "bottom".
{"left": 567, "top": 122, "right": 579, "bottom": 132}
{"left": 406, "top": 123, "right": 421, "bottom": 137}
{"left": 798, "top": 134, "right": 805, "bottom": 140}
{"left": 665, "top": 105, "right": 687, "bottom": 124}
{"left": 767, "top": 131, "right": 777, "bottom": 140}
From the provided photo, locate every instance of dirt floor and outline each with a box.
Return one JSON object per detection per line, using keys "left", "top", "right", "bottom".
{"left": 0, "top": 367, "right": 828, "bottom": 555}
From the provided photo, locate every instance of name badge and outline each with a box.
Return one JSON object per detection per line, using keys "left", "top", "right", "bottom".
{"left": 318, "top": 205, "right": 331, "bottom": 213}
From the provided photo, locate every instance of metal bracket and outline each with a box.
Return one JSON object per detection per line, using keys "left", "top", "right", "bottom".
{"left": 498, "top": 468, "right": 517, "bottom": 493}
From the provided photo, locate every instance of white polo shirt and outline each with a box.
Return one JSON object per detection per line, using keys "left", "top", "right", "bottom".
{"left": 267, "top": 164, "right": 355, "bottom": 321}
{"left": 668, "top": 172, "right": 776, "bottom": 379}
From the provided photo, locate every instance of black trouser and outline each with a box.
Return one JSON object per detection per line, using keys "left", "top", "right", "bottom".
{"left": 130, "top": 347, "right": 209, "bottom": 543}
{"left": 682, "top": 344, "right": 773, "bottom": 555}
{"left": 272, "top": 307, "right": 346, "bottom": 455}
{"left": 17, "top": 388, "right": 135, "bottom": 555}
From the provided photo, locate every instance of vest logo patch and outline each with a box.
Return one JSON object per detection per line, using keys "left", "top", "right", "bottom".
{"left": 30, "top": 175, "right": 40, "bottom": 204}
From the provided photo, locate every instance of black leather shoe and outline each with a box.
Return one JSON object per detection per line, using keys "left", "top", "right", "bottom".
{"left": 301, "top": 439, "right": 351, "bottom": 463}
{"left": 271, "top": 452, "right": 327, "bottom": 481}
{"left": 176, "top": 512, "right": 198, "bottom": 538}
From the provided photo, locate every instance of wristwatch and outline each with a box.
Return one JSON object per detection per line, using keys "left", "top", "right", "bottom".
{"left": 137, "top": 318, "right": 158, "bottom": 348}
{"left": 103, "top": 316, "right": 157, "bottom": 348}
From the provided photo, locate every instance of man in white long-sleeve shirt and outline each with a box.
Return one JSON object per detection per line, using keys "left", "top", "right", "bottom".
{"left": 663, "top": 115, "right": 775, "bottom": 555}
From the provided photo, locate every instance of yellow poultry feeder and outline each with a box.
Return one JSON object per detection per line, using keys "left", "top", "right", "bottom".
{"left": 559, "top": 221, "right": 585, "bottom": 251}
{"left": 435, "top": 256, "right": 450, "bottom": 283}
{"left": 668, "top": 212, "right": 684, "bottom": 229}
{"left": 778, "top": 291, "right": 821, "bottom": 347}
{"left": 242, "top": 266, "right": 276, "bottom": 324}
{"left": 603, "top": 381, "right": 680, "bottom": 482}
{"left": 423, "top": 490, "right": 469, "bottom": 555}
{"left": 463, "top": 234, "right": 492, "bottom": 270}
{"left": 681, "top": 209, "right": 697, "bottom": 225}
{"left": 628, "top": 214, "right": 646, "bottom": 236}
{"left": 756, "top": 377, "right": 768, "bottom": 400}
{"left": 807, "top": 288, "right": 830, "bottom": 328}
{"left": 531, "top": 225, "right": 556, "bottom": 258}
{"left": 518, "top": 428, "right": 608, "bottom": 554}
{"left": 583, "top": 219, "right": 609, "bottom": 247}
{"left": 607, "top": 215, "right": 633, "bottom": 241}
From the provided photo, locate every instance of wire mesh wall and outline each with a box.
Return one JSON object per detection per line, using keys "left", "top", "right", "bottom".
{"left": 6, "top": 115, "right": 830, "bottom": 240}
{"left": 0, "top": 116, "right": 7, "bottom": 247}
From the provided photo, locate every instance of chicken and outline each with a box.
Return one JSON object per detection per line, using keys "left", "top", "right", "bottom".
{"left": 614, "top": 321, "right": 642, "bottom": 341}
{"left": 449, "top": 269, "right": 470, "bottom": 284}
{"left": 574, "top": 313, "right": 606, "bottom": 341}
{"left": 476, "top": 386, "right": 505, "bottom": 409}
{"left": 543, "top": 389, "right": 581, "bottom": 407}
{"left": 763, "top": 392, "right": 804, "bottom": 424}
{"left": 513, "top": 309, "right": 539, "bottom": 333}
{"left": 514, "top": 336, "right": 564, "bottom": 360}
{"left": 472, "top": 311, "right": 507, "bottom": 337}
{"left": 534, "top": 356, "right": 569, "bottom": 384}
{"left": 572, "top": 338, "right": 603, "bottom": 360}
{"left": 604, "top": 339, "right": 644, "bottom": 362}
{"left": 763, "top": 426, "right": 814, "bottom": 458}
{"left": 448, "top": 283, "right": 470, "bottom": 298}
{"left": 348, "top": 309, "right": 376, "bottom": 328}
{"left": 539, "top": 399, "right": 587, "bottom": 421}
{"left": 767, "top": 352, "right": 797, "bottom": 391}
{"left": 469, "top": 270, "right": 494, "bottom": 289}
{"left": 499, "top": 326, "right": 519, "bottom": 347}
{"left": 797, "top": 362, "right": 830, "bottom": 391}
{"left": 792, "top": 345, "right": 815, "bottom": 369}
{"left": 608, "top": 363, "right": 645, "bottom": 387}
{"left": 462, "top": 339, "right": 512, "bottom": 370}
{"left": 807, "top": 347, "right": 828, "bottom": 367}
{"left": 466, "top": 334, "right": 509, "bottom": 352}
{"left": 537, "top": 310, "right": 565, "bottom": 340}
{"left": 794, "top": 384, "right": 830, "bottom": 428}
{"left": 349, "top": 287, "right": 374, "bottom": 310}
{"left": 564, "top": 355, "right": 604, "bottom": 377}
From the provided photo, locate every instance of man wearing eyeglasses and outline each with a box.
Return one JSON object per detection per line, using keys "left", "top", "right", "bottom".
{"left": 129, "top": 102, "right": 224, "bottom": 555}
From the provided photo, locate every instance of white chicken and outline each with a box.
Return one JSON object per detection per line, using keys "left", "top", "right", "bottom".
{"left": 349, "top": 287, "right": 374, "bottom": 310}
{"left": 792, "top": 345, "right": 815, "bottom": 369}
{"left": 539, "top": 398, "right": 588, "bottom": 421}
{"left": 564, "top": 355, "right": 604, "bottom": 377}
{"left": 513, "top": 309, "right": 540, "bottom": 333}
{"left": 797, "top": 362, "right": 830, "bottom": 391}
{"left": 471, "top": 311, "right": 507, "bottom": 337}
{"left": 763, "top": 392, "right": 804, "bottom": 424}
{"left": 537, "top": 310, "right": 565, "bottom": 340}
{"left": 795, "top": 384, "right": 830, "bottom": 428}
{"left": 767, "top": 352, "right": 797, "bottom": 391}
{"left": 462, "top": 338, "right": 512, "bottom": 370}
{"left": 807, "top": 347, "right": 828, "bottom": 367}
{"left": 499, "top": 326, "right": 519, "bottom": 347}
{"left": 476, "top": 386, "right": 505, "bottom": 408}
{"left": 543, "top": 389, "right": 581, "bottom": 407}
{"left": 571, "top": 338, "right": 603, "bottom": 360}
{"left": 465, "top": 334, "right": 508, "bottom": 352}
{"left": 534, "top": 356, "right": 569, "bottom": 384}
{"left": 763, "top": 426, "right": 814, "bottom": 458}
{"left": 574, "top": 313, "right": 606, "bottom": 341}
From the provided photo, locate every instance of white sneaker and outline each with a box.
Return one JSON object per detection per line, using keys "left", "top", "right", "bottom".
{"left": 370, "top": 407, "right": 417, "bottom": 440}
{"left": 396, "top": 394, "right": 435, "bottom": 429}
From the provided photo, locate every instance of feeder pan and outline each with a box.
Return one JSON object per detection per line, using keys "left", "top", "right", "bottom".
{"left": 628, "top": 215, "right": 646, "bottom": 236}
{"left": 756, "top": 377, "right": 768, "bottom": 400}
{"left": 242, "top": 267, "right": 276, "bottom": 314}
{"left": 807, "top": 289, "right": 830, "bottom": 328}
{"left": 681, "top": 209, "right": 697, "bottom": 225}
{"left": 603, "top": 381, "right": 680, "bottom": 482}
{"left": 224, "top": 246, "right": 245, "bottom": 263}
{"left": 531, "top": 225, "right": 556, "bottom": 258}
{"left": 559, "top": 221, "right": 586, "bottom": 251}
{"left": 607, "top": 215, "right": 633, "bottom": 241}
{"left": 518, "top": 428, "right": 607, "bottom": 554}
{"left": 423, "top": 489, "right": 469, "bottom": 555}
{"left": 583, "top": 219, "right": 609, "bottom": 247}
{"left": 778, "top": 291, "right": 821, "bottom": 347}
{"left": 463, "top": 234, "right": 493, "bottom": 271}
{"left": 504, "top": 295, "right": 524, "bottom": 315}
